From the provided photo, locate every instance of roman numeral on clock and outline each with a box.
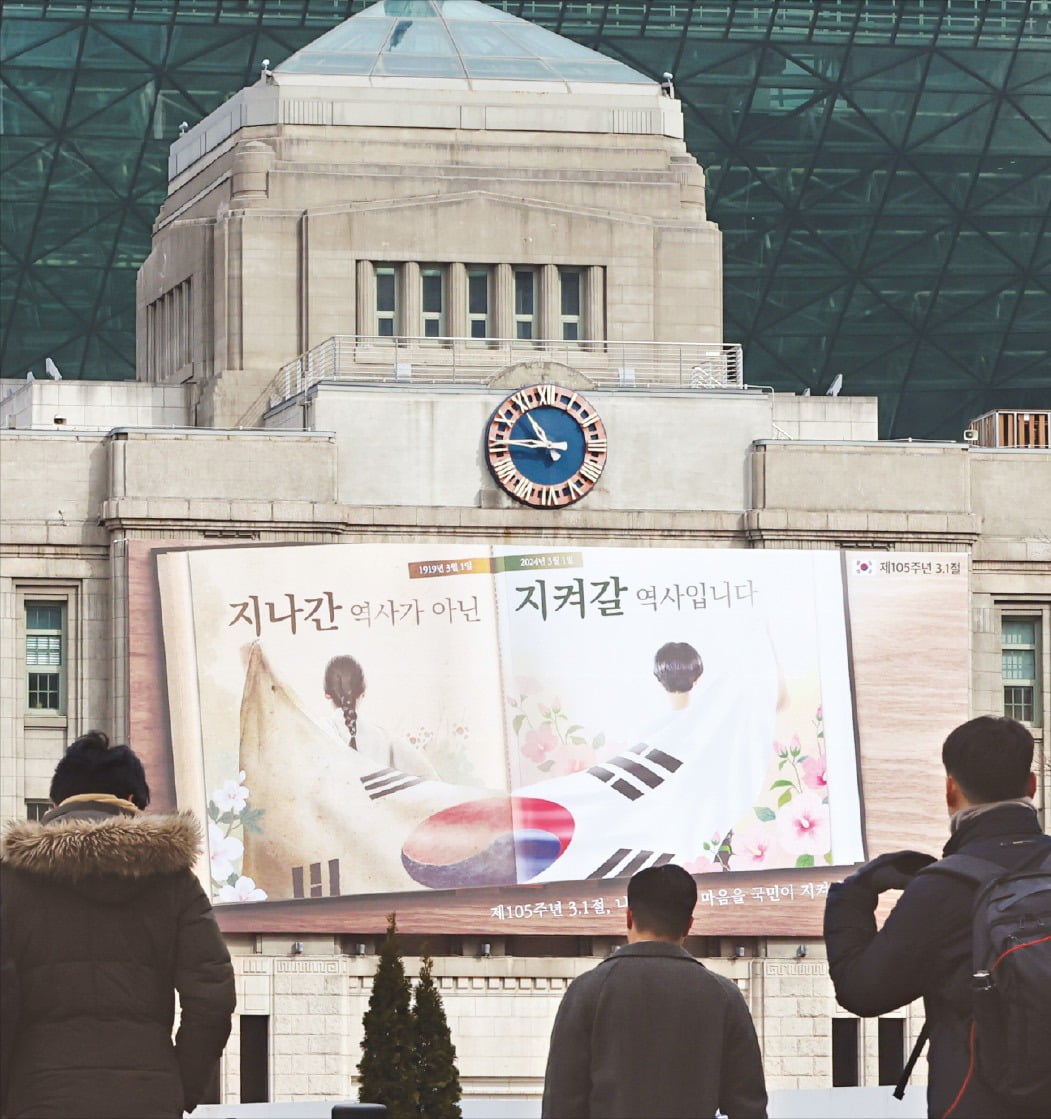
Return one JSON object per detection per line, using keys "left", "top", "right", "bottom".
{"left": 579, "top": 458, "right": 603, "bottom": 482}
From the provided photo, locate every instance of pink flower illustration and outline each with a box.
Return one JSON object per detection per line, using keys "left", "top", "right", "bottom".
{"left": 516, "top": 675, "right": 543, "bottom": 696}
{"left": 733, "top": 826, "right": 773, "bottom": 868}
{"left": 777, "top": 792, "right": 830, "bottom": 856}
{"left": 802, "top": 754, "right": 828, "bottom": 791}
{"left": 522, "top": 723, "right": 559, "bottom": 764}
{"left": 683, "top": 854, "right": 719, "bottom": 875}
{"left": 773, "top": 735, "right": 801, "bottom": 758}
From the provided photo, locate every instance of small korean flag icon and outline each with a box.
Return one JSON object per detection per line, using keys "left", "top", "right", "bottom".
{"left": 855, "top": 559, "right": 874, "bottom": 575}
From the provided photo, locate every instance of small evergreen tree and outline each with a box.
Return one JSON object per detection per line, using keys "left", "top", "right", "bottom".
{"left": 358, "top": 913, "right": 418, "bottom": 1119}
{"left": 413, "top": 955, "right": 462, "bottom": 1119}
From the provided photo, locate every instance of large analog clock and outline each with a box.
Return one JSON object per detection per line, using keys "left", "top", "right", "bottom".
{"left": 485, "top": 384, "right": 608, "bottom": 508}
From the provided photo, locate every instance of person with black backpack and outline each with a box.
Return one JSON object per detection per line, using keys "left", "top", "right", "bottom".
{"left": 823, "top": 715, "right": 1051, "bottom": 1118}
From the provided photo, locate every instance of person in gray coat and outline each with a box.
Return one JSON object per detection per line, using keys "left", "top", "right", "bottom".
{"left": 541, "top": 864, "right": 767, "bottom": 1119}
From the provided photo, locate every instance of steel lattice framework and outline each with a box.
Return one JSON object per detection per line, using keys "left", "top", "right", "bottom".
{"left": 2, "top": 1, "right": 1049, "bottom": 437}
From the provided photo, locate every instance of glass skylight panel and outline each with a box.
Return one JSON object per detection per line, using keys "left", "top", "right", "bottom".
{"left": 439, "top": 1, "right": 517, "bottom": 20}
{"left": 381, "top": 18, "right": 457, "bottom": 56}
{"left": 463, "top": 56, "right": 556, "bottom": 79}
{"left": 275, "top": 0, "right": 651, "bottom": 83}
{"left": 500, "top": 21, "right": 608, "bottom": 60}
{"left": 304, "top": 20, "right": 390, "bottom": 52}
{"left": 373, "top": 53, "right": 463, "bottom": 77}
{"left": 548, "top": 58, "right": 650, "bottom": 83}
{"left": 449, "top": 24, "right": 528, "bottom": 57}
{"left": 377, "top": 0, "right": 441, "bottom": 18}
{"left": 280, "top": 51, "right": 376, "bottom": 74}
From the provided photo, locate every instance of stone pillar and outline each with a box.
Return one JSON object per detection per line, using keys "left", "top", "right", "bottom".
{"left": 585, "top": 265, "right": 605, "bottom": 349}
{"left": 447, "top": 262, "right": 467, "bottom": 339}
{"left": 355, "top": 260, "right": 374, "bottom": 337}
{"left": 540, "top": 264, "right": 560, "bottom": 347}
{"left": 401, "top": 261, "right": 421, "bottom": 339}
{"left": 493, "top": 263, "right": 513, "bottom": 341}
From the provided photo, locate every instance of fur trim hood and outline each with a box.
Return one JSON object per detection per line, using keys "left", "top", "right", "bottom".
{"left": 2, "top": 808, "right": 201, "bottom": 882}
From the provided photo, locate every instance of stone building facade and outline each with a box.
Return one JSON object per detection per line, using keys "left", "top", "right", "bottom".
{"left": 2, "top": 0, "right": 1048, "bottom": 1106}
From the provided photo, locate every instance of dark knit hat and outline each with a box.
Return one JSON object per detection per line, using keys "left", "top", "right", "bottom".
{"left": 49, "top": 730, "right": 151, "bottom": 810}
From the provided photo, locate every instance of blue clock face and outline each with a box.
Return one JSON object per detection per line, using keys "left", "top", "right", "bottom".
{"left": 485, "top": 385, "right": 608, "bottom": 508}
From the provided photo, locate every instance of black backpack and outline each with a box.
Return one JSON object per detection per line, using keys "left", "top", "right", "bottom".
{"left": 895, "top": 838, "right": 1051, "bottom": 1107}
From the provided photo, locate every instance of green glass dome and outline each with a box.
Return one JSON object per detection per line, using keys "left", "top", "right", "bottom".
{"left": 275, "top": 0, "right": 652, "bottom": 86}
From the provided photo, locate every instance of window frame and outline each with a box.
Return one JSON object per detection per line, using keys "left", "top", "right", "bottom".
{"left": 375, "top": 264, "right": 398, "bottom": 338}
{"left": 513, "top": 267, "right": 537, "bottom": 341}
{"left": 467, "top": 266, "right": 491, "bottom": 340}
{"left": 559, "top": 266, "right": 583, "bottom": 342}
{"left": 25, "top": 599, "right": 67, "bottom": 715}
{"left": 1001, "top": 613, "right": 1042, "bottom": 727}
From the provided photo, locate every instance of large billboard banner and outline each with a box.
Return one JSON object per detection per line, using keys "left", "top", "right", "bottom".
{"left": 129, "top": 541, "right": 969, "bottom": 935}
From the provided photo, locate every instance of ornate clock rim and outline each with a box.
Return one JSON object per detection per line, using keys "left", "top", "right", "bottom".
{"left": 484, "top": 383, "right": 608, "bottom": 510}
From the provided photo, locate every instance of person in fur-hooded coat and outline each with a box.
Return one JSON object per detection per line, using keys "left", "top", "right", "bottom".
{"left": 1, "top": 731, "right": 235, "bottom": 1119}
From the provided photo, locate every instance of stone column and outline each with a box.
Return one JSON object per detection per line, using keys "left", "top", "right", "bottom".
{"left": 355, "top": 260, "right": 374, "bottom": 338}
{"left": 401, "top": 261, "right": 421, "bottom": 339}
{"left": 585, "top": 265, "right": 605, "bottom": 350}
{"left": 493, "top": 263, "right": 513, "bottom": 341}
{"left": 447, "top": 262, "right": 467, "bottom": 340}
{"left": 540, "top": 263, "right": 560, "bottom": 347}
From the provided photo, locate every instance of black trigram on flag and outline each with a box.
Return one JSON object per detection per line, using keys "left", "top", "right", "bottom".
{"left": 588, "top": 849, "right": 677, "bottom": 880}
{"left": 291, "top": 858, "right": 341, "bottom": 899}
{"left": 586, "top": 743, "right": 683, "bottom": 801}
{"left": 361, "top": 768, "right": 425, "bottom": 800}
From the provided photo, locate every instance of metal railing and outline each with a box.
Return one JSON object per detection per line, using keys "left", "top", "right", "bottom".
{"left": 267, "top": 335, "right": 744, "bottom": 409}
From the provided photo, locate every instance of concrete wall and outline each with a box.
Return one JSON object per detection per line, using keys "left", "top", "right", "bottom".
{"left": 1, "top": 380, "right": 191, "bottom": 431}
{"left": 273, "top": 386, "right": 883, "bottom": 512}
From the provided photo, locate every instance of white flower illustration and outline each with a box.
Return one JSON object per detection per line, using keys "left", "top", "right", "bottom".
{"left": 218, "top": 875, "right": 267, "bottom": 903}
{"left": 212, "top": 771, "right": 249, "bottom": 814}
{"left": 208, "top": 820, "right": 244, "bottom": 882}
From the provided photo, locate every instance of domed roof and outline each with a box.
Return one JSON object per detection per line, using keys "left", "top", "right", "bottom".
{"left": 275, "top": 0, "right": 653, "bottom": 87}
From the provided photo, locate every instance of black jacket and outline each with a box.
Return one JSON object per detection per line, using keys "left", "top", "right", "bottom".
{"left": 541, "top": 940, "right": 767, "bottom": 1119}
{"left": 1, "top": 797, "right": 236, "bottom": 1119}
{"left": 824, "top": 803, "right": 1050, "bottom": 1118}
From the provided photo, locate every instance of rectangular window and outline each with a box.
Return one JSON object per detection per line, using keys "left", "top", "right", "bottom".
{"left": 26, "top": 799, "right": 51, "bottom": 821}
{"left": 514, "top": 268, "right": 536, "bottom": 340}
{"left": 1003, "top": 617, "right": 1040, "bottom": 724}
{"left": 831, "top": 1017, "right": 859, "bottom": 1087}
{"left": 468, "top": 267, "right": 491, "bottom": 339}
{"left": 240, "top": 1015, "right": 269, "bottom": 1103}
{"left": 421, "top": 265, "right": 445, "bottom": 338}
{"left": 26, "top": 601, "right": 65, "bottom": 713}
{"left": 560, "top": 267, "right": 582, "bottom": 341}
{"left": 878, "top": 1017, "right": 905, "bottom": 1086}
{"left": 375, "top": 266, "right": 397, "bottom": 337}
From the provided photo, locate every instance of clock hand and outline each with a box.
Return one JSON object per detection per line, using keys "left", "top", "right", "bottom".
{"left": 524, "top": 413, "right": 568, "bottom": 461}
{"left": 506, "top": 439, "right": 569, "bottom": 451}
{"left": 526, "top": 413, "right": 550, "bottom": 443}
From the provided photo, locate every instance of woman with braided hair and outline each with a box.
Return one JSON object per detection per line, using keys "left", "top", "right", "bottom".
{"left": 323, "top": 654, "right": 438, "bottom": 778}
